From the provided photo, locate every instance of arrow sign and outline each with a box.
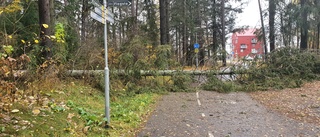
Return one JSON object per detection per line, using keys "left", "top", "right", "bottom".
{"left": 108, "top": 0, "right": 132, "bottom": 6}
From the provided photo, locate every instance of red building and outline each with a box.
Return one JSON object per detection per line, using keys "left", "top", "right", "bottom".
{"left": 231, "top": 29, "right": 264, "bottom": 60}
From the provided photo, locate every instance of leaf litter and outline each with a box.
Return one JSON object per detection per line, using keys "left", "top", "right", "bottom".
{"left": 250, "top": 80, "right": 320, "bottom": 126}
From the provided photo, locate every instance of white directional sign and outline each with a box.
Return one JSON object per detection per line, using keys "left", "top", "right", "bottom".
{"left": 90, "top": 11, "right": 105, "bottom": 24}
{"left": 90, "top": 0, "right": 114, "bottom": 23}
{"left": 94, "top": 7, "right": 114, "bottom": 18}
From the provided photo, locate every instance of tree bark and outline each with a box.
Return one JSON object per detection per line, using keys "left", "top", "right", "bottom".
{"left": 317, "top": 0, "right": 320, "bottom": 50}
{"left": 160, "top": 0, "right": 167, "bottom": 45}
{"left": 131, "top": 0, "right": 136, "bottom": 36}
{"left": 221, "top": 0, "right": 226, "bottom": 66}
{"left": 111, "top": 7, "right": 117, "bottom": 49}
{"left": 50, "top": 0, "right": 55, "bottom": 34}
{"left": 258, "top": 0, "right": 268, "bottom": 59}
{"left": 300, "top": 0, "right": 308, "bottom": 50}
{"left": 212, "top": 0, "right": 218, "bottom": 65}
{"left": 317, "top": 24, "right": 320, "bottom": 49}
{"left": 38, "top": 0, "right": 52, "bottom": 59}
{"left": 182, "top": 0, "right": 187, "bottom": 65}
{"left": 269, "top": 0, "right": 276, "bottom": 51}
{"left": 81, "top": 0, "right": 89, "bottom": 41}
{"left": 280, "top": 13, "right": 288, "bottom": 47}
{"left": 165, "top": 0, "right": 170, "bottom": 44}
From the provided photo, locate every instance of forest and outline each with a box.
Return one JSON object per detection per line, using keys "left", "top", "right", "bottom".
{"left": 1, "top": 0, "right": 320, "bottom": 136}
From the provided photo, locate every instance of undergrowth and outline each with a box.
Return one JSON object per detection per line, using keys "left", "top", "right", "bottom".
{"left": 0, "top": 80, "right": 159, "bottom": 136}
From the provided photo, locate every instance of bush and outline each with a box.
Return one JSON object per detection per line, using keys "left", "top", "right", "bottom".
{"left": 202, "top": 73, "right": 238, "bottom": 93}
{"left": 241, "top": 47, "right": 320, "bottom": 91}
{"left": 168, "top": 71, "right": 194, "bottom": 92}
{"left": 203, "top": 47, "right": 320, "bottom": 92}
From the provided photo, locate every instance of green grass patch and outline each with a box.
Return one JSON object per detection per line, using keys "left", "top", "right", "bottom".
{"left": 2, "top": 80, "right": 159, "bottom": 137}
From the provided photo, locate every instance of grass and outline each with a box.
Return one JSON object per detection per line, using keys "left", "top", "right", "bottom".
{"left": 2, "top": 80, "right": 159, "bottom": 137}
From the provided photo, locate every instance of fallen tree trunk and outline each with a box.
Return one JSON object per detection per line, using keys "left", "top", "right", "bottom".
{"left": 66, "top": 69, "right": 237, "bottom": 77}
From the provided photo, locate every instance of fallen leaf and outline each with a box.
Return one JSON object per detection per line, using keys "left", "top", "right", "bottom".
{"left": 28, "top": 96, "right": 35, "bottom": 100}
{"left": 67, "top": 113, "right": 75, "bottom": 119}
{"left": 32, "top": 109, "right": 41, "bottom": 115}
{"left": 83, "top": 126, "right": 90, "bottom": 134}
{"left": 11, "top": 109, "right": 19, "bottom": 113}
{"left": 42, "top": 24, "right": 49, "bottom": 28}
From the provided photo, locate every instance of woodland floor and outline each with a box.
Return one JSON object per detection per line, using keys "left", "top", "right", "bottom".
{"left": 138, "top": 81, "right": 320, "bottom": 137}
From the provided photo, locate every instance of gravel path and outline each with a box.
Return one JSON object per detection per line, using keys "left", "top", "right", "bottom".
{"left": 138, "top": 91, "right": 320, "bottom": 137}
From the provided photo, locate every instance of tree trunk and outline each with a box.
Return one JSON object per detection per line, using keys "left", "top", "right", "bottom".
{"left": 280, "top": 13, "right": 287, "bottom": 47}
{"left": 38, "top": 0, "right": 52, "bottom": 59}
{"left": 112, "top": 7, "right": 117, "bottom": 49}
{"left": 212, "top": 0, "right": 218, "bottom": 65}
{"left": 300, "top": 0, "right": 308, "bottom": 50}
{"left": 258, "top": 0, "right": 268, "bottom": 59}
{"left": 119, "top": 8, "right": 123, "bottom": 45}
{"left": 317, "top": 24, "right": 320, "bottom": 49}
{"left": 50, "top": 0, "right": 55, "bottom": 34}
{"left": 81, "top": 0, "right": 89, "bottom": 41}
{"left": 221, "top": 0, "right": 226, "bottom": 66}
{"left": 160, "top": 0, "right": 167, "bottom": 45}
{"left": 182, "top": 0, "right": 187, "bottom": 65}
{"left": 178, "top": 26, "right": 181, "bottom": 62}
{"left": 131, "top": 0, "right": 136, "bottom": 36}
{"left": 165, "top": 0, "right": 170, "bottom": 44}
{"left": 175, "top": 26, "right": 179, "bottom": 62}
{"left": 269, "top": 0, "right": 276, "bottom": 51}
{"left": 197, "top": 0, "right": 204, "bottom": 66}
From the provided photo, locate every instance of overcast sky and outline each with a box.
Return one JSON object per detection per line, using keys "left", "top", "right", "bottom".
{"left": 235, "top": 0, "right": 267, "bottom": 28}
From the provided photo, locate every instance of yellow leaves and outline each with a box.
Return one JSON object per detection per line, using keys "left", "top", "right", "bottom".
{"left": 292, "top": 0, "right": 299, "bottom": 4}
{"left": 56, "top": 40, "right": 65, "bottom": 43}
{"left": 22, "top": 39, "right": 40, "bottom": 45}
{"left": 0, "top": 0, "right": 22, "bottom": 13}
{"left": 8, "top": 35, "right": 12, "bottom": 39}
{"left": 150, "top": 54, "right": 156, "bottom": 60}
{"left": 146, "top": 45, "right": 153, "bottom": 49}
{"left": 42, "top": 24, "right": 49, "bottom": 29}
{"left": 32, "top": 108, "right": 41, "bottom": 115}
{"left": 2, "top": 45, "right": 14, "bottom": 55}
{"left": 50, "top": 35, "right": 56, "bottom": 39}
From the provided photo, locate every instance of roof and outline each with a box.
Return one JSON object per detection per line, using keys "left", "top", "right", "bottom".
{"left": 234, "top": 29, "right": 257, "bottom": 37}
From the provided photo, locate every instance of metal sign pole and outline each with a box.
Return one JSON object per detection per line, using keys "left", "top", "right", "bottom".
{"left": 196, "top": 33, "right": 198, "bottom": 69}
{"left": 103, "top": 0, "right": 110, "bottom": 125}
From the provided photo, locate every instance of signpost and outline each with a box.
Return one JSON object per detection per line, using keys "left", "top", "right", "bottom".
{"left": 108, "top": 0, "right": 132, "bottom": 6}
{"left": 90, "top": 0, "right": 114, "bottom": 125}
{"left": 194, "top": 43, "right": 200, "bottom": 68}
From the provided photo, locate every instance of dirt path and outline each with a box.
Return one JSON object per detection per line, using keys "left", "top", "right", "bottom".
{"left": 138, "top": 90, "right": 320, "bottom": 137}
